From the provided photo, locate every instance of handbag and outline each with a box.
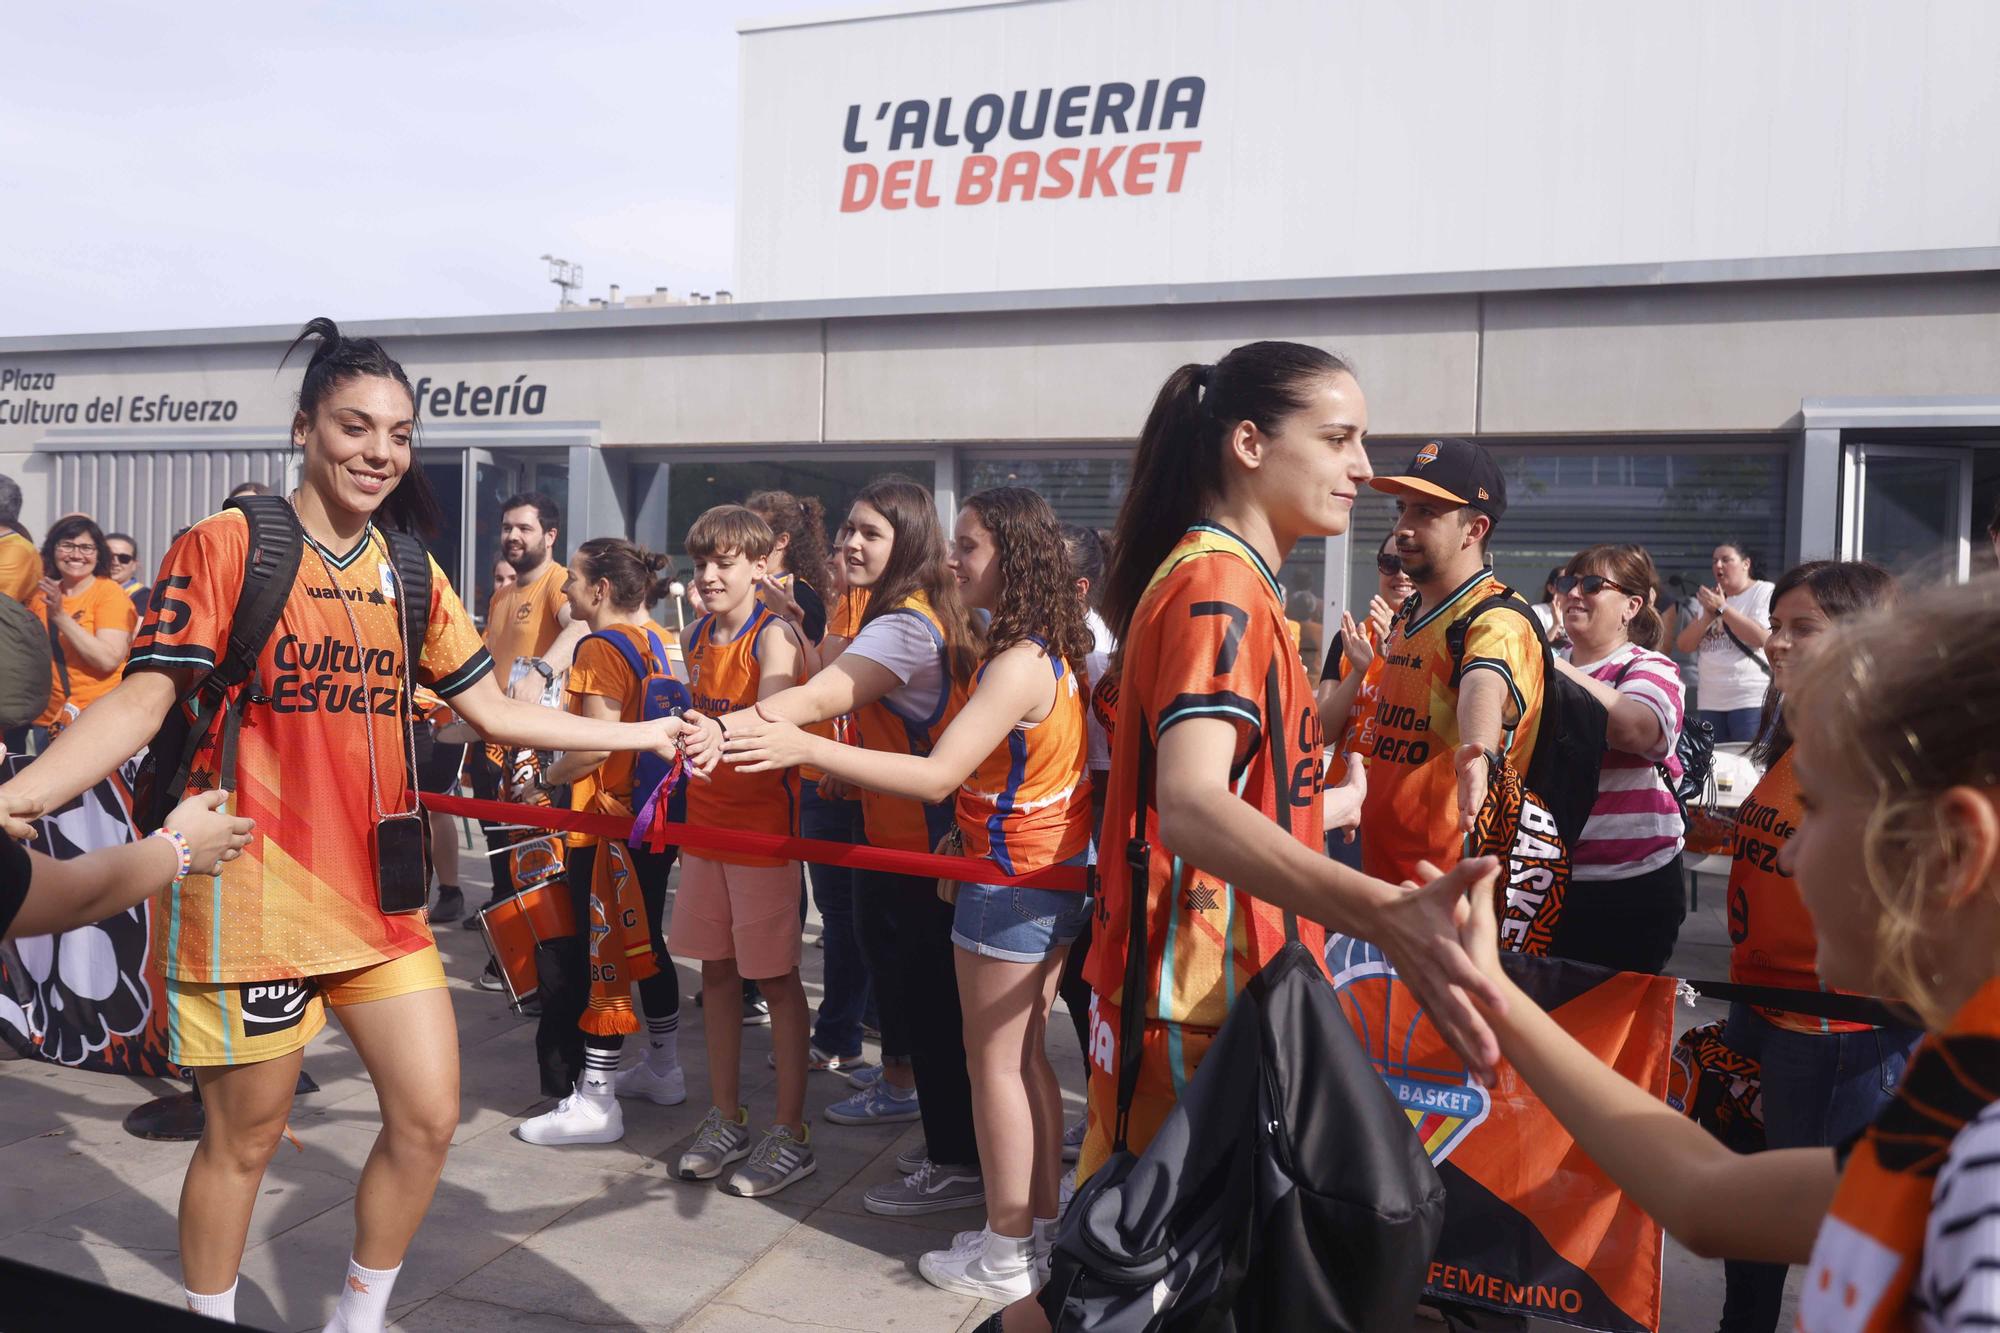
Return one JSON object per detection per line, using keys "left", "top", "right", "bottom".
{"left": 934, "top": 823, "right": 965, "bottom": 905}
{"left": 1040, "top": 665, "right": 1446, "bottom": 1332}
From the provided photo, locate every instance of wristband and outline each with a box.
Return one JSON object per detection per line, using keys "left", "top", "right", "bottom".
{"left": 152, "top": 827, "right": 194, "bottom": 883}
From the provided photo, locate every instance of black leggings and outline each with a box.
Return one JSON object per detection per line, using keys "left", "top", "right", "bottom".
{"left": 536, "top": 841, "right": 683, "bottom": 1095}
{"left": 853, "top": 866, "right": 978, "bottom": 1169}
{"left": 1548, "top": 856, "right": 1688, "bottom": 975}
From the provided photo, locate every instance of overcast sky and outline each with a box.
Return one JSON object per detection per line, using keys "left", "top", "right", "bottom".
{"left": 0, "top": 2, "right": 847, "bottom": 338}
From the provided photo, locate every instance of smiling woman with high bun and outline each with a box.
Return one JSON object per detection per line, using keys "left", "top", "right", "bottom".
{"left": 0, "top": 317, "right": 692, "bottom": 1333}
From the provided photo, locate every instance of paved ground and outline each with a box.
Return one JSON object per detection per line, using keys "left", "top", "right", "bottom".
{"left": 0, "top": 843, "right": 1796, "bottom": 1332}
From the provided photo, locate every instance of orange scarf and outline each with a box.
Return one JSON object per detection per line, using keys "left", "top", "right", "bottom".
{"left": 1798, "top": 977, "right": 2000, "bottom": 1331}
{"left": 1468, "top": 757, "right": 1571, "bottom": 956}
{"left": 580, "top": 839, "right": 659, "bottom": 1037}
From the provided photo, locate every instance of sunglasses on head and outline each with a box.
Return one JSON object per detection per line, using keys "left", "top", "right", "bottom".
{"left": 1555, "top": 573, "right": 1627, "bottom": 597}
{"left": 1376, "top": 553, "right": 1404, "bottom": 576}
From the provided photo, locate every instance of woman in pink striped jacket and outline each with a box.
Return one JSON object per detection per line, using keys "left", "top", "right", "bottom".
{"left": 1546, "top": 543, "right": 1689, "bottom": 973}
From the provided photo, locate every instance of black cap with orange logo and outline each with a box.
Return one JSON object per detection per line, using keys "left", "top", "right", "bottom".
{"left": 1368, "top": 437, "right": 1507, "bottom": 524}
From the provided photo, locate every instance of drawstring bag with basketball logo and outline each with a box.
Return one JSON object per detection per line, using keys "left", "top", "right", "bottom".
{"left": 1465, "top": 751, "right": 1571, "bottom": 956}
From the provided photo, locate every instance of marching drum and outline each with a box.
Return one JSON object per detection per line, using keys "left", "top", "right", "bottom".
{"left": 474, "top": 872, "right": 575, "bottom": 1012}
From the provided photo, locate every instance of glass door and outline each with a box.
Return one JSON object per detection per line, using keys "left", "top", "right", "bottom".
{"left": 470, "top": 449, "right": 526, "bottom": 625}
{"left": 1841, "top": 444, "right": 1974, "bottom": 582}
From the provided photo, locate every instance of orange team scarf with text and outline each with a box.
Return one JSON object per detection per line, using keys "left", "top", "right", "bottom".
{"left": 580, "top": 839, "right": 659, "bottom": 1037}
{"left": 1797, "top": 977, "right": 2000, "bottom": 1331}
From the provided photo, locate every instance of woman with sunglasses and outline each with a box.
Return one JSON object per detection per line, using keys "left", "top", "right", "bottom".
{"left": 1316, "top": 534, "right": 1415, "bottom": 867}
{"left": 28, "top": 515, "right": 138, "bottom": 747}
{"left": 1546, "top": 544, "right": 1689, "bottom": 973}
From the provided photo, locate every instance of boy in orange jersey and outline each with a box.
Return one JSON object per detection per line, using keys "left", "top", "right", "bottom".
{"left": 670, "top": 506, "right": 816, "bottom": 1197}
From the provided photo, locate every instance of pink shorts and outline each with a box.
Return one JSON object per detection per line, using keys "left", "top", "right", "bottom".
{"left": 669, "top": 855, "right": 803, "bottom": 980}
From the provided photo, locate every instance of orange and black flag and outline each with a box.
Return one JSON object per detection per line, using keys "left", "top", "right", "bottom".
{"left": 1329, "top": 936, "right": 1676, "bottom": 1332}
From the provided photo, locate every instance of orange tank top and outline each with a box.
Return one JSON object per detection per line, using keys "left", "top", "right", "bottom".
{"left": 955, "top": 643, "right": 1093, "bottom": 876}
{"left": 849, "top": 594, "right": 964, "bottom": 853}
{"left": 683, "top": 603, "right": 803, "bottom": 867}
{"left": 1727, "top": 752, "right": 1871, "bottom": 1034}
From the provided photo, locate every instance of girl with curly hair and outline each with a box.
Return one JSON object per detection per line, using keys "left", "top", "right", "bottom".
{"left": 721, "top": 485, "right": 1096, "bottom": 1302}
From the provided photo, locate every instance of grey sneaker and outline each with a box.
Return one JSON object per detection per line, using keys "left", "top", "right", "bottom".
{"left": 895, "top": 1140, "right": 928, "bottom": 1174}
{"left": 863, "top": 1158, "right": 984, "bottom": 1216}
{"left": 676, "top": 1106, "right": 752, "bottom": 1180}
{"left": 721, "top": 1124, "right": 817, "bottom": 1198}
{"left": 1062, "top": 1116, "right": 1086, "bottom": 1163}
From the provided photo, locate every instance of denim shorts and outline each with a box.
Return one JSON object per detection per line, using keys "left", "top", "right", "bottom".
{"left": 951, "top": 853, "right": 1093, "bottom": 963}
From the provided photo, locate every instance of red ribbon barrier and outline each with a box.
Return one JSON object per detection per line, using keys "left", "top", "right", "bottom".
{"left": 420, "top": 793, "right": 1095, "bottom": 893}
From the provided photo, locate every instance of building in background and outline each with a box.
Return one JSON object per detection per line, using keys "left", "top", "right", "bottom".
{"left": 1, "top": 0, "right": 1997, "bottom": 661}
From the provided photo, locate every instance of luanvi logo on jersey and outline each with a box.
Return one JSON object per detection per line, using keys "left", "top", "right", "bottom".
{"left": 240, "top": 979, "right": 313, "bottom": 1034}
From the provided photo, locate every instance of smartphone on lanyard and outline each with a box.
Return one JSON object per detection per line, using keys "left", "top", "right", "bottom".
{"left": 374, "top": 812, "right": 431, "bottom": 914}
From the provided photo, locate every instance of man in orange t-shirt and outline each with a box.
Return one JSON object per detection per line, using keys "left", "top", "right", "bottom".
{"left": 465, "top": 492, "right": 572, "bottom": 927}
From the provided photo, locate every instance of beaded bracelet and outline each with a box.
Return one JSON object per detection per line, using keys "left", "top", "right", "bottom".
{"left": 151, "top": 827, "right": 194, "bottom": 885}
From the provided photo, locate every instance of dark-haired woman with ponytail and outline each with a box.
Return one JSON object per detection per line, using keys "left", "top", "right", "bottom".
{"left": 1543, "top": 542, "right": 1691, "bottom": 973}
{"left": 0, "top": 319, "right": 689, "bottom": 1332}
{"left": 979, "top": 341, "right": 1504, "bottom": 1333}
{"left": 516, "top": 538, "right": 692, "bottom": 1146}
{"left": 684, "top": 474, "right": 992, "bottom": 1215}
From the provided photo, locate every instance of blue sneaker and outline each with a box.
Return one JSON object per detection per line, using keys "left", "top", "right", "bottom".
{"left": 845, "top": 1062, "right": 886, "bottom": 1091}
{"left": 824, "top": 1080, "right": 921, "bottom": 1125}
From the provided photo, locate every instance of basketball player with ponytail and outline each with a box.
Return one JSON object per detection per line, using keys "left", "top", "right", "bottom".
{"left": 0, "top": 319, "right": 689, "bottom": 1332}
{"left": 516, "top": 538, "right": 691, "bottom": 1146}
{"left": 987, "top": 341, "right": 1504, "bottom": 1333}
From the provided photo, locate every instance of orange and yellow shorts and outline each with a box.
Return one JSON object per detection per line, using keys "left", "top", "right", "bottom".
{"left": 166, "top": 945, "right": 446, "bottom": 1068}
{"left": 1076, "top": 992, "right": 1218, "bottom": 1183}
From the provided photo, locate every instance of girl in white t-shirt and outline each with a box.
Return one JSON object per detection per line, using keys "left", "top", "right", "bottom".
{"left": 1676, "top": 541, "right": 1773, "bottom": 742}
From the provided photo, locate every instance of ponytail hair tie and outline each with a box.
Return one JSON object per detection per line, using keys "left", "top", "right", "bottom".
{"left": 1193, "top": 363, "right": 1215, "bottom": 391}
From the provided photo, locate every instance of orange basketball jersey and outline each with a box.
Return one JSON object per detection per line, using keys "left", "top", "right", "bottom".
{"left": 1360, "top": 569, "right": 1545, "bottom": 886}
{"left": 128, "top": 511, "right": 491, "bottom": 983}
{"left": 1083, "top": 524, "right": 1328, "bottom": 1033}
{"left": 848, "top": 593, "right": 964, "bottom": 853}
{"left": 683, "top": 603, "right": 803, "bottom": 866}
{"left": 956, "top": 643, "right": 1093, "bottom": 876}
{"left": 1727, "top": 752, "right": 1872, "bottom": 1034}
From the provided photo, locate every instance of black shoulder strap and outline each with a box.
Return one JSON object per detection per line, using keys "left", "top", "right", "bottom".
{"left": 1444, "top": 590, "right": 1545, "bottom": 689}
{"left": 383, "top": 529, "right": 432, "bottom": 672}
{"left": 207, "top": 496, "right": 304, "bottom": 705}
{"left": 45, "top": 608, "right": 70, "bottom": 698}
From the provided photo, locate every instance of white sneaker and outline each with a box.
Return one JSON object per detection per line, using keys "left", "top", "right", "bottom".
{"left": 516, "top": 1087, "right": 624, "bottom": 1145}
{"left": 614, "top": 1060, "right": 687, "bottom": 1106}
{"left": 918, "top": 1227, "right": 1037, "bottom": 1302}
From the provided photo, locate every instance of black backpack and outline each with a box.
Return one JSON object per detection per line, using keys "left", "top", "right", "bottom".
{"left": 0, "top": 593, "right": 54, "bottom": 730}
{"left": 1445, "top": 590, "right": 1607, "bottom": 848}
{"left": 1040, "top": 663, "right": 1446, "bottom": 1333}
{"left": 133, "top": 495, "right": 431, "bottom": 834}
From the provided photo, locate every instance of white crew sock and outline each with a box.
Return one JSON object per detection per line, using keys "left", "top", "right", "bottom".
{"left": 184, "top": 1279, "right": 238, "bottom": 1322}
{"left": 982, "top": 1228, "right": 1035, "bottom": 1274}
{"left": 322, "top": 1256, "right": 400, "bottom": 1333}
{"left": 644, "top": 1011, "right": 680, "bottom": 1069}
{"left": 580, "top": 1047, "right": 619, "bottom": 1104}
{"left": 1033, "top": 1215, "right": 1058, "bottom": 1262}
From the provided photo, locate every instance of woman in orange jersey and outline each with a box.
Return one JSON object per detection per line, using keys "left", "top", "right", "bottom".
{"left": 684, "top": 475, "right": 990, "bottom": 1217}
{"left": 29, "top": 513, "right": 139, "bottom": 744}
{"left": 514, "top": 537, "right": 690, "bottom": 1145}
{"left": 0, "top": 320, "right": 689, "bottom": 1333}
{"left": 725, "top": 486, "right": 1096, "bottom": 1301}
{"left": 1455, "top": 576, "right": 2000, "bottom": 1333}
{"left": 955, "top": 345, "right": 1502, "bottom": 1333}
{"left": 1713, "top": 561, "right": 1922, "bottom": 1333}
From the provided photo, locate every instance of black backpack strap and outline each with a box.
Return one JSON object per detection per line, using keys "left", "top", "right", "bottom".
{"left": 1444, "top": 591, "right": 1544, "bottom": 690}
{"left": 384, "top": 530, "right": 435, "bottom": 796}
{"left": 1263, "top": 659, "right": 1301, "bottom": 946}
{"left": 191, "top": 497, "right": 304, "bottom": 799}
{"left": 45, "top": 608, "right": 70, "bottom": 699}
{"left": 1113, "top": 710, "right": 1156, "bottom": 1154}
